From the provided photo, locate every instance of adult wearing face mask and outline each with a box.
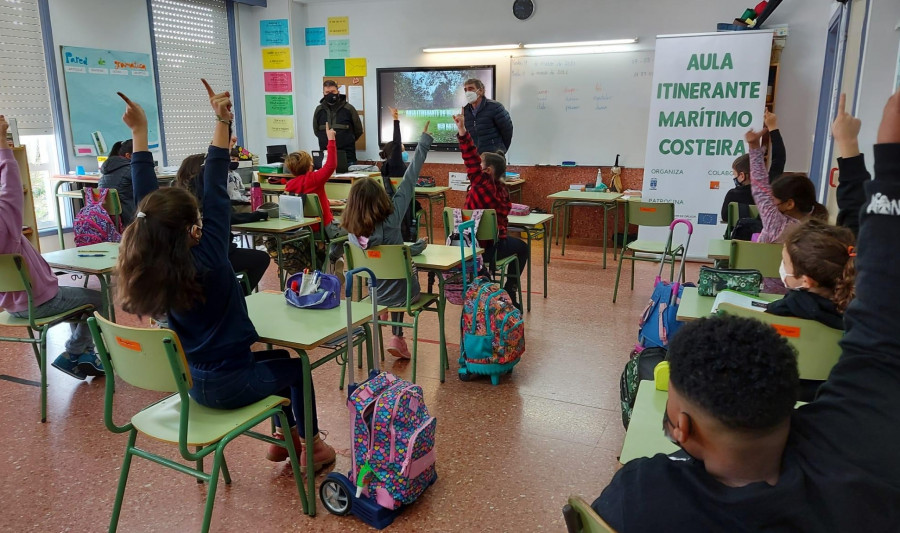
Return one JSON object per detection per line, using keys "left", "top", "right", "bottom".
{"left": 313, "top": 80, "right": 363, "bottom": 165}
{"left": 462, "top": 78, "right": 513, "bottom": 155}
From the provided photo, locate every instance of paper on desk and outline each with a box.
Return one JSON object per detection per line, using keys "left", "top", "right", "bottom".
{"left": 449, "top": 172, "right": 469, "bottom": 191}
{"left": 711, "top": 290, "right": 771, "bottom": 314}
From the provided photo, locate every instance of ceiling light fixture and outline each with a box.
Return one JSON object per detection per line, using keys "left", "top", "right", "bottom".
{"left": 522, "top": 38, "right": 638, "bottom": 49}
{"left": 422, "top": 44, "right": 522, "bottom": 53}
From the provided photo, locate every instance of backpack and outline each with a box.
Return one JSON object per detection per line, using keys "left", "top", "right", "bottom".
{"left": 730, "top": 203, "right": 763, "bottom": 241}
{"left": 509, "top": 203, "right": 531, "bottom": 216}
{"left": 619, "top": 346, "right": 667, "bottom": 428}
{"left": 459, "top": 276, "right": 525, "bottom": 384}
{"left": 349, "top": 371, "right": 437, "bottom": 509}
{"left": 442, "top": 209, "right": 484, "bottom": 305}
{"left": 74, "top": 188, "right": 122, "bottom": 247}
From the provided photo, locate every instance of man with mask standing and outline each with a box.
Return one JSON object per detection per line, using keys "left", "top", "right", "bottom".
{"left": 462, "top": 78, "right": 513, "bottom": 154}
{"left": 313, "top": 80, "right": 363, "bottom": 164}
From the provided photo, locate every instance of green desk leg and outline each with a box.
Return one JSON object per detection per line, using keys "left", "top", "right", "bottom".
{"left": 435, "top": 273, "right": 448, "bottom": 382}
{"left": 561, "top": 203, "right": 570, "bottom": 256}
{"left": 543, "top": 224, "right": 549, "bottom": 298}
{"left": 522, "top": 228, "right": 533, "bottom": 312}
{"left": 274, "top": 235, "right": 287, "bottom": 291}
{"left": 53, "top": 180, "right": 66, "bottom": 250}
{"left": 97, "top": 273, "right": 116, "bottom": 322}
{"left": 294, "top": 350, "right": 316, "bottom": 516}
{"left": 601, "top": 203, "right": 608, "bottom": 269}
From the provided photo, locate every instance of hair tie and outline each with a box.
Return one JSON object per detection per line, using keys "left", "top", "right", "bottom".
{"left": 847, "top": 246, "right": 856, "bottom": 258}
{"left": 136, "top": 211, "right": 147, "bottom": 219}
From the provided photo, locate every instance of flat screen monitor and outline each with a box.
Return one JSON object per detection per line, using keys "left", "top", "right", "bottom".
{"left": 376, "top": 65, "right": 496, "bottom": 152}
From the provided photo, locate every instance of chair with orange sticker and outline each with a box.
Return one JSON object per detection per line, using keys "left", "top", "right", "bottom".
{"left": 613, "top": 201, "right": 680, "bottom": 302}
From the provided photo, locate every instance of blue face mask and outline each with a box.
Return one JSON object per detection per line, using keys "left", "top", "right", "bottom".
{"left": 401, "top": 152, "right": 409, "bottom": 163}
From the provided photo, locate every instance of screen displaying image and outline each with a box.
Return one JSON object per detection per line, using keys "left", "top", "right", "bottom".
{"left": 377, "top": 65, "right": 496, "bottom": 151}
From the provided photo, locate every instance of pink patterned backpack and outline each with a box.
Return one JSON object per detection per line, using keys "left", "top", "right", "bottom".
{"left": 349, "top": 371, "right": 437, "bottom": 510}
{"left": 74, "top": 188, "right": 121, "bottom": 247}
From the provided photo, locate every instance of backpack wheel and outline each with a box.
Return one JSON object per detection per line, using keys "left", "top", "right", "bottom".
{"left": 458, "top": 369, "right": 473, "bottom": 382}
{"left": 320, "top": 478, "right": 352, "bottom": 516}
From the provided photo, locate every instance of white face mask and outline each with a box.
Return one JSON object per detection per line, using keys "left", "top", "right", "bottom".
{"left": 465, "top": 90, "right": 478, "bottom": 104}
{"left": 779, "top": 259, "right": 794, "bottom": 289}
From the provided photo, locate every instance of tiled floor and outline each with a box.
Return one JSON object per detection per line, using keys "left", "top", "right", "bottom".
{"left": 0, "top": 240, "right": 701, "bottom": 532}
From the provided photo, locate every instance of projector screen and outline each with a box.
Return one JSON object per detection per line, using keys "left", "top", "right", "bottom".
{"left": 376, "top": 65, "right": 496, "bottom": 151}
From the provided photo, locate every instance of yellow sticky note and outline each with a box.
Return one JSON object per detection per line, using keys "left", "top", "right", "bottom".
{"left": 266, "top": 117, "right": 295, "bottom": 139}
{"left": 262, "top": 47, "right": 291, "bottom": 69}
{"left": 327, "top": 16, "right": 349, "bottom": 36}
{"left": 345, "top": 57, "right": 367, "bottom": 77}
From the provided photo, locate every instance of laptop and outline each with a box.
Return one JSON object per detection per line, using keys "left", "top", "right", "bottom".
{"left": 313, "top": 150, "right": 349, "bottom": 174}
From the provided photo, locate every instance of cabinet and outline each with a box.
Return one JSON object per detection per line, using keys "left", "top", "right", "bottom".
{"left": 766, "top": 63, "right": 780, "bottom": 112}
{"left": 14, "top": 146, "right": 40, "bottom": 252}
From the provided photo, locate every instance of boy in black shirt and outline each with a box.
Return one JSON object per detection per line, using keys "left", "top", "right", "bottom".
{"left": 594, "top": 89, "right": 900, "bottom": 531}
{"left": 721, "top": 110, "right": 786, "bottom": 221}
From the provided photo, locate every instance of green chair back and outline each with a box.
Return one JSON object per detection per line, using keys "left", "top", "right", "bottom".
{"left": 0, "top": 254, "right": 30, "bottom": 293}
{"left": 624, "top": 201, "right": 675, "bottom": 228}
{"left": 344, "top": 243, "right": 414, "bottom": 283}
{"left": 725, "top": 202, "right": 760, "bottom": 238}
{"left": 86, "top": 187, "right": 122, "bottom": 217}
{"left": 716, "top": 303, "right": 843, "bottom": 381}
{"left": 730, "top": 240, "right": 783, "bottom": 278}
{"left": 324, "top": 181, "right": 352, "bottom": 201}
{"left": 562, "top": 495, "right": 618, "bottom": 533}
{"left": 441, "top": 207, "right": 500, "bottom": 244}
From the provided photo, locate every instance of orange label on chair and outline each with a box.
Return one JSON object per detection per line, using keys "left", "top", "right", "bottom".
{"left": 772, "top": 324, "right": 801, "bottom": 338}
{"left": 366, "top": 250, "right": 382, "bottom": 258}
{"left": 116, "top": 337, "right": 142, "bottom": 351}
{"left": 639, "top": 207, "right": 657, "bottom": 213}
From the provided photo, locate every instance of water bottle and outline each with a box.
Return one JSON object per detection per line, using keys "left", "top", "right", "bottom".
{"left": 595, "top": 169, "right": 603, "bottom": 188}
{"left": 251, "top": 181, "right": 263, "bottom": 211}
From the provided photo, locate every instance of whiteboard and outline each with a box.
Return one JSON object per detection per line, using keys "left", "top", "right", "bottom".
{"left": 507, "top": 51, "right": 654, "bottom": 167}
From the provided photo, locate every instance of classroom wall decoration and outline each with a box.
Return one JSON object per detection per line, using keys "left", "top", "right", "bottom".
{"left": 260, "top": 19, "right": 296, "bottom": 139}
{"left": 639, "top": 31, "right": 774, "bottom": 256}
{"left": 305, "top": 27, "right": 326, "bottom": 46}
{"left": 327, "top": 16, "right": 349, "bottom": 36}
{"left": 59, "top": 46, "right": 161, "bottom": 157}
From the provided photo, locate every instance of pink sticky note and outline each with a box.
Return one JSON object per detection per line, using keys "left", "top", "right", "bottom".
{"left": 264, "top": 71, "right": 292, "bottom": 93}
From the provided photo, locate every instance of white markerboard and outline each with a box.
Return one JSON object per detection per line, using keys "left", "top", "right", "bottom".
{"left": 507, "top": 51, "right": 654, "bottom": 167}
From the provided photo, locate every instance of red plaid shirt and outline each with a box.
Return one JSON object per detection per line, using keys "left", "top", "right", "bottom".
{"left": 460, "top": 132, "right": 510, "bottom": 239}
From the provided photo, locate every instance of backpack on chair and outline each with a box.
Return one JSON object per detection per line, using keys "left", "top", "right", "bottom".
{"left": 74, "top": 188, "right": 122, "bottom": 247}
{"left": 730, "top": 203, "right": 762, "bottom": 241}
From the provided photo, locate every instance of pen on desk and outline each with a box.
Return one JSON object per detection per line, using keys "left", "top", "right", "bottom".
{"left": 77, "top": 253, "right": 106, "bottom": 257}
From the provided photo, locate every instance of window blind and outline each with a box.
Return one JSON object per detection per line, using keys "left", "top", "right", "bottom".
{"left": 0, "top": 0, "right": 54, "bottom": 135}
{"left": 149, "top": 0, "right": 235, "bottom": 166}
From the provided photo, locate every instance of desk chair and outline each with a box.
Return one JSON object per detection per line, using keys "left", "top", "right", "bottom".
{"left": 442, "top": 208, "right": 523, "bottom": 308}
{"left": 729, "top": 240, "right": 783, "bottom": 279}
{"left": 562, "top": 495, "right": 618, "bottom": 533}
{"left": 716, "top": 303, "right": 843, "bottom": 381}
{"left": 87, "top": 313, "right": 308, "bottom": 532}
{"left": 0, "top": 254, "right": 96, "bottom": 422}
{"left": 724, "top": 201, "right": 760, "bottom": 239}
{"left": 343, "top": 243, "right": 445, "bottom": 383}
{"left": 303, "top": 193, "right": 347, "bottom": 272}
{"left": 613, "top": 202, "right": 679, "bottom": 303}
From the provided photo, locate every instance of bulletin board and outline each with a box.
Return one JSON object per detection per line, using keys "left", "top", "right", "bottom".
{"left": 321, "top": 76, "right": 366, "bottom": 151}
{"left": 60, "top": 46, "right": 162, "bottom": 158}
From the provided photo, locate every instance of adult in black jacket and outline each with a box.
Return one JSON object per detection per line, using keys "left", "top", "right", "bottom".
{"left": 592, "top": 88, "right": 900, "bottom": 532}
{"left": 313, "top": 80, "right": 363, "bottom": 164}
{"left": 98, "top": 139, "right": 135, "bottom": 225}
{"left": 462, "top": 78, "right": 513, "bottom": 154}
{"left": 720, "top": 111, "right": 786, "bottom": 221}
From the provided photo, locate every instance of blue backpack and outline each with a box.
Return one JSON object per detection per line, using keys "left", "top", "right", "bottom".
{"left": 74, "top": 188, "right": 121, "bottom": 247}
{"left": 637, "top": 219, "right": 693, "bottom": 349}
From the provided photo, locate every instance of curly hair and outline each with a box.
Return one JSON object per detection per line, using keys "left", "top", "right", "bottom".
{"left": 784, "top": 220, "right": 856, "bottom": 313}
{"left": 668, "top": 315, "right": 798, "bottom": 431}
{"left": 341, "top": 177, "right": 393, "bottom": 238}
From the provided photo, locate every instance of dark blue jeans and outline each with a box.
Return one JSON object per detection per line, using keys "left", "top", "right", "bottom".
{"left": 188, "top": 349, "right": 319, "bottom": 433}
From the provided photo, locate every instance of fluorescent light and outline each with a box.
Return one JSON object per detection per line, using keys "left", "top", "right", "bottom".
{"left": 524, "top": 45, "right": 636, "bottom": 57}
{"left": 423, "top": 44, "right": 521, "bottom": 53}
{"left": 523, "top": 38, "right": 638, "bottom": 49}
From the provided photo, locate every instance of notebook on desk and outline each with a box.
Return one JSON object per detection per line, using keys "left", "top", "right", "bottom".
{"left": 711, "top": 290, "right": 771, "bottom": 314}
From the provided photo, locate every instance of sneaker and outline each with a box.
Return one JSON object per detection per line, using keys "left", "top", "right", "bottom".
{"left": 51, "top": 353, "right": 86, "bottom": 380}
{"left": 76, "top": 351, "right": 105, "bottom": 377}
{"left": 386, "top": 335, "right": 412, "bottom": 359}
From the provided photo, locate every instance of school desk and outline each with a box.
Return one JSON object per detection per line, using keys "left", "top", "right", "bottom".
{"left": 504, "top": 178, "right": 526, "bottom": 204}
{"left": 50, "top": 174, "right": 175, "bottom": 250}
{"left": 508, "top": 212, "right": 554, "bottom": 312}
{"left": 231, "top": 217, "right": 320, "bottom": 290}
{"left": 676, "top": 286, "right": 782, "bottom": 322}
{"left": 387, "top": 180, "right": 453, "bottom": 243}
{"left": 245, "top": 291, "right": 382, "bottom": 516}
{"left": 42, "top": 241, "right": 119, "bottom": 322}
{"left": 548, "top": 190, "right": 623, "bottom": 268}
{"left": 707, "top": 238, "right": 731, "bottom": 261}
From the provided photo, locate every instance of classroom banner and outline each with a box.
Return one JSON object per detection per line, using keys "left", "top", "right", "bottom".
{"left": 639, "top": 31, "right": 773, "bottom": 258}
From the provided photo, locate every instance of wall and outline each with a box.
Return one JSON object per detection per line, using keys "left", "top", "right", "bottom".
{"left": 855, "top": 1, "right": 900, "bottom": 159}
{"left": 47, "top": 0, "right": 154, "bottom": 172}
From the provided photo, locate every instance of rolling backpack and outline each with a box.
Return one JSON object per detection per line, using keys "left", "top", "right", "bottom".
{"left": 74, "top": 188, "right": 122, "bottom": 247}
{"left": 457, "top": 219, "right": 524, "bottom": 385}
{"left": 443, "top": 208, "right": 484, "bottom": 305}
{"left": 619, "top": 346, "right": 667, "bottom": 428}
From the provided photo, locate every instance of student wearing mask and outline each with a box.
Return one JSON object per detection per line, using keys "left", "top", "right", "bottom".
{"left": 720, "top": 111, "right": 786, "bottom": 222}
{"left": 312, "top": 80, "right": 363, "bottom": 164}
{"left": 462, "top": 78, "right": 513, "bottom": 155}
{"left": 99, "top": 139, "right": 136, "bottom": 225}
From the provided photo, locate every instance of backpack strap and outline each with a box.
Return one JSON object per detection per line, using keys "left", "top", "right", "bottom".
{"left": 86, "top": 188, "right": 108, "bottom": 206}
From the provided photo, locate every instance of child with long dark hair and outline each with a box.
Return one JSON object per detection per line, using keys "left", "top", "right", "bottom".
{"left": 114, "top": 82, "right": 334, "bottom": 469}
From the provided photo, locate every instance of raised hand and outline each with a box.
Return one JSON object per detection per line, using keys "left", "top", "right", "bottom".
{"left": 877, "top": 88, "right": 900, "bottom": 145}
{"left": 453, "top": 114, "right": 466, "bottom": 134}
{"left": 389, "top": 106, "right": 399, "bottom": 121}
{"left": 0, "top": 115, "right": 8, "bottom": 149}
{"left": 764, "top": 110, "right": 778, "bottom": 131}
{"left": 202, "top": 78, "right": 233, "bottom": 123}
{"left": 325, "top": 122, "right": 336, "bottom": 141}
{"left": 745, "top": 128, "right": 765, "bottom": 150}
{"left": 423, "top": 120, "right": 430, "bottom": 134}
{"left": 832, "top": 93, "right": 862, "bottom": 157}
{"left": 117, "top": 92, "right": 147, "bottom": 132}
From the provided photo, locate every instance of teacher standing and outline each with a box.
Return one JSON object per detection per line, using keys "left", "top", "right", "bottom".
{"left": 313, "top": 80, "right": 363, "bottom": 164}
{"left": 462, "top": 78, "right": 513, "bottom": 154}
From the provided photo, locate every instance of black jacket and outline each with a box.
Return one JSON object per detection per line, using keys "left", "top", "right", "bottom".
{"left": 313, "top": 94, "right": 363, "bottom": 160}
{"left": 766, "top": 289, "right": 843, "bottom": 330}
{"left": 463, "top": 97, "right": 513, "bottom": 154}
{"left": 835, "top": 153, "right": 869, "bottom": 237}
{"left": 98, "top": 156, "right": 135, "bottom": 225}
{"left": 720, "top": 129, "right": 786, "bottom": 221}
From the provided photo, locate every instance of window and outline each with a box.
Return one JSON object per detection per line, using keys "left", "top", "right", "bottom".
{"left": 0, "top": 0, "right": 60, "bottom": 229}
{"left": 149, "top": 0, "right": 237, "bottom": 167}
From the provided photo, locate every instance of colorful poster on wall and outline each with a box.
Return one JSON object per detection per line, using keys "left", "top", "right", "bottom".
{"left": 329, "top": 39, "right": 350, "bottom": 59}
{"left": 327, "top": 16, "right": 349, "bottom": 36}
{"left": 265, "top": 95, "right": 293, "bottom": 115}
{"left": 260, "top": 19, "right": 289, "bottom": 46}
{"left": 60, "top": 46, "right": 161, "bottom": 156}
{"left": 305, "top": 27, "right": 326, "bottom": 46}
{"left": 639, "top": 31, "right": 773, "bottom": 257}
{"left": 345, "top": 57, "right": 367, "bottom": 77}
{"left": 262, "top": 47, "right": 291, "bottom": 69}
{"left": 264, "top": 71, "right": 293, "bottom": 93}
{"left": 266, "top": 117, "right": 295, "bottom": 138}
{"left": 324, "top": 59, "right": 345, "bottom": 77}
